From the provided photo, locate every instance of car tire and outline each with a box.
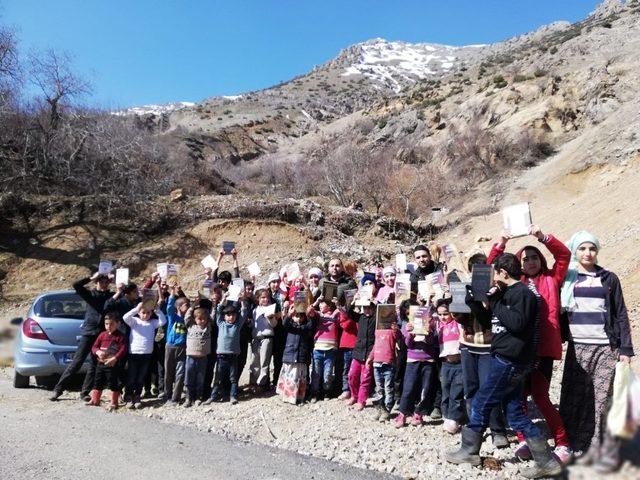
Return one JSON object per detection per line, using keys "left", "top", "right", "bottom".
{"left": 13, "top": 371, "right": 30, "bottom": 388}
{"left": 35, "top": 375, "right": 57, "bottom": 390}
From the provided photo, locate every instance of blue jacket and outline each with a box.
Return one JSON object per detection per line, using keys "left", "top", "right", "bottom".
{"left": 215, "top": 303, "right": 243, "bottom": 355}
{"left": 166, "top": 295, "right": 187, "bottom": 346}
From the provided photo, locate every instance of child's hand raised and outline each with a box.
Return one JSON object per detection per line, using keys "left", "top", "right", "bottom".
{"left": 406, "top": 322, "right": 414, "bottom": 333}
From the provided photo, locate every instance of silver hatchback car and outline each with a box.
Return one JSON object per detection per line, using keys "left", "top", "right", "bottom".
{"left": 13, "top": 290, "right": 89, "bottom": 388}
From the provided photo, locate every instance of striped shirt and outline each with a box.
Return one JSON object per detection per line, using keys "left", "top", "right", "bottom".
{"left": 569, "top": 272, "right": 609, "bottom": 344}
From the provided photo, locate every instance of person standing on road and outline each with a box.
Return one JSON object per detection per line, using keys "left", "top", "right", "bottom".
{"left": 50, "top": 271, "right": 113, "bottom": 401}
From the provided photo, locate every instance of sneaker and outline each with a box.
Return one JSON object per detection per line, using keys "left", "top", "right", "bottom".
{"left": 134, "top": 400, "right": 143, "bottom": 410}
{"left": 230, "top": 397, "right": 238, "bottom": 405}
{"left": 157, "top": 392, "right": 167, "bottom": 402}
{"left": 338, "top": 391, "right": 351, "bottom": 400}
{"left": 49, "top": 389, "right": 63, "bottom": 401}
{"left": 410, "top": 413, "right": 423, "bottom": 427}
{"left": 310, "top": 396, "right": 319, "bottom": 404}
{"left": 370, "top": 393, "right": 383, "bottom": 404}
{"left": 515, "top": 441, "right": 532, "bottom": 460}
{"left": 394, "top": 412, "right": 406, "bottom": 428}
{"left": 346, "top": 398, "right": 357, "bottom": 406}
{"left": 429, "top": 407, "right": 442, "bottom": 420}
{"left": 355, "top": 402, "right": 365, "bottom": 411}
{"left": 443, "top": 419, "right": 461, "bottom": 434}
{"left": 194, "top": 400, "right": 202, "bottom": 407}
{"left": 183, "top": 400, "right": 193, "bottom": 408}
{"left": 553, "top": 445, "right": 573, "bottom": 465}
{"left": 202, "top": 398, "right": 214, "bottom": 406}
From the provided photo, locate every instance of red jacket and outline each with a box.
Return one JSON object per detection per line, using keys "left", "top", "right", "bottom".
{"left": 338, "top": 310, "right": 358, "bottom": 349}
{"left": 487, "top": 234, "right": 570, "bottom": 360}
{"left": 91, "top": 330, "right": 127, "bottom": 361}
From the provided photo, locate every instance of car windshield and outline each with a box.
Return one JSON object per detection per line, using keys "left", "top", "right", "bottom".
{"left": 33, "top": 293, "right": 87, "bottom": 320}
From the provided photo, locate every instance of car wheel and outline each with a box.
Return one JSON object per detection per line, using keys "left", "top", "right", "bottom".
{"left": 13, "top": 371, "right": 30, "bottom": 388}
{"left": 35, "top": 375, "right": 57, "bottom": 390}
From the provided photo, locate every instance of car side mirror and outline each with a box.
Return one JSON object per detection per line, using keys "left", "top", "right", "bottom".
{"left": 10, "top": 317, "right": 23, "bottom": 326}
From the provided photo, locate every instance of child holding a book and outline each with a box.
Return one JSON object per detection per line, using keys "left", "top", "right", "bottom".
{"left": 347, "top": 293, "right": 377, "bottom": 411}
{"left": 86, "top": 312, "right": 127, "bottom": 411}
{"left": 250, "top": 288, "right": 278, "bottom": 394}
{"left": 395, "top": 304, "right": 439, "bottom": 428}
{"left": 184, "top": 307, "right": 212, "bottom": 404}
{"left": 310, "top": 296, "right": 341, "bottom": 402}
{"left": 436, "top": 299, "right": 466, "bottom": 434}
{"left": 277, "top": 305, "right": 317, "bottom": 404}
{"left": 123, "top": 298, "right": 167, "bottom": 409}
{"left": 367, "top": 314, "right": 400, "bottom": 422}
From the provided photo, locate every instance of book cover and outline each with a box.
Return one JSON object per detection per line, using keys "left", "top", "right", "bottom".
{"left": 376, "top": 304, "right": 396, "bottom": 330}
{"left": 98, "top": 260, "right": 112, "bottom": 275}
{"left": 232, "top": 277, "right": 244, "bottom": 290}
{"left": 201, "top": 254, "right": 218, "bottom": 270}
{"left": 502, "top": 202, "right": 532, "bottom": 238}
{"left": 227, "top": 284, "right": 242, "bottom": 302}
{"left": 322, "top": 280, "right": 339, "bottom": 302}
{"left": 115, "top": 268, "right": 129, "bottom": 285}
{"left": 449, "top": 282, "right": 471, "bottom": 313}
{"left": 222, "top": 241, "right": 236, "bottom": 254}
{"left": 166, "top": 264, "right": 179, "bottom": 286}
{"left": 355, "top": 284, "right": 374, "bottom": 306}
{"left": 141, "top": 288, "right": 158, "bottom": 310}
{"left": 471, "top": 264, "right": 494, "bottom": 303}
{"left": 293, "top": 290, "right": 309, "bottom": 313}
{"left": 344, "top": 288, "right": 357, "bottom": 306}
{"left": 409, "top": 306, "right": 431, "bottom": 335}
{"left": 395, "top": 253, "right": 407, "bottom": 272}
{"left": 156, "top": 263, "right": 168, "bottom": 280}
{"left": 394, "top": 278, "right": 411, "bottom": 305}
{"left": 247, "top": 262, "right": 261, "bottom": 277}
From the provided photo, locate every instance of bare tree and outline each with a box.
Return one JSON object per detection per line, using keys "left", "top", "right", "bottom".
{"left": 28, "top": 49, "right": 91, "bottom": 131}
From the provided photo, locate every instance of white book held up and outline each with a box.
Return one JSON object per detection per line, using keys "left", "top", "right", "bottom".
{"left": 115, "top": 268, "right": 129, "bottom": 285}
{"left": 395, "top": 253, "right": 407, "bottom": 272}
{"left": 247, "top": 262, "right": 261, "bottom": 277}
{"left": 201, "top": 255, "right": 218, "bottom": 270}
{"left": 227, "top": 284, "right": 242, "bottom": 302}
{"left": 503, "top": 202, "right": 532, "bottom": 238}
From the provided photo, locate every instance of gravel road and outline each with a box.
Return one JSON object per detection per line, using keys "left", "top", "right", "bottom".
{"left": 0, "top": 368, "right": 395, "bottom": 480}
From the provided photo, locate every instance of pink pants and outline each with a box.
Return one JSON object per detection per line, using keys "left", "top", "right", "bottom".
{"left": 348, "top": 359, "right": 373, "bottom": 405}
{"left": 516, "top": 366, "right": 569, "bottom": 447}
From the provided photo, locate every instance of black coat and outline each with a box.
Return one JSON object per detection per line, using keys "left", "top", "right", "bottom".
{"left": 281, "top": 316, "right": 316, "bottom": 364}
{"left": 352, "top": 311, "right": 377, "bottom": 362}
{"left": 73, "top": 277, "right": 113, "bottom": 336}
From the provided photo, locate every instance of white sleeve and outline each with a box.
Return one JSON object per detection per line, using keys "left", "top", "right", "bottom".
{"left": 153, "top": 308, "right": 167, "bottom": 328}
{"left": 123, "top": 307, "right": 138, "bottom": 326}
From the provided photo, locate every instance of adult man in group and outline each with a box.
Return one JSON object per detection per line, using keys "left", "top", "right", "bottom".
{"left": 409, "top": 244, "right": 444, "bottom": 303}
{"left": 316, "top": 258, "right": 357, "bottom": 306}
{"left": 50, "top": 271, "right": 113, "bottom": 401}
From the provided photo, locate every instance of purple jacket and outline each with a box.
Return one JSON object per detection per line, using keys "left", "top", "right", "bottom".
{"left": 402, "top": 323, "right": 438, "bottom": 361}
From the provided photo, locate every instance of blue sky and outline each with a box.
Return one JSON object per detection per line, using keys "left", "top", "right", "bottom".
{"left": 2, "top": 0, "right": 601, "bottom": 108}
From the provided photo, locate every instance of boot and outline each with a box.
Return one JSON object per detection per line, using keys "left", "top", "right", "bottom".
{"left": 520, "top": 436, "right": 562, "bottom": 479}
{"left": 85, "top": 389, "right": 101, "bottom": 407}
{"left": 446, "top": 426, "right": 483, "bottom": 466}
{"left": 593, "top": 434, "right": 621, "bottom": 474}
{"left": 108, "top": 391, "right": 120, "bottom": 412}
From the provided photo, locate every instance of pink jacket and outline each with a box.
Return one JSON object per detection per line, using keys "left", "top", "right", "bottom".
{"left": 487, "top": 234, "right": 570, "bottom": 360}
{"left": 369, "top": 329, "right": 399, "bottom": 364}
{"left": 338, "top": 310, "right": 357, "bottom": 349}
{"left": 314, "top": 310, "right": 340, "bottom": 349}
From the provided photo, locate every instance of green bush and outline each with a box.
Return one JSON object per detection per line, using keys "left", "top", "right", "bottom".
{"left": 534, "top": 68, "right": 547, "bottom": 78}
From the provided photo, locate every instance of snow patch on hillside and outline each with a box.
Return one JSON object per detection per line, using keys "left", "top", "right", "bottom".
{"left": 341, "top": 39, "right": 484, "bottom": 91}
{"left": 112, "top": 101, "right": 195, "bottom": 116}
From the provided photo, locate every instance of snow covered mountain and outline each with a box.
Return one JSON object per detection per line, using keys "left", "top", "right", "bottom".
{"left": 112, "top": 101, "right": 195, "bottom": 116}
{"left": 325, "top": 38, "right": 487, "bottom": 92}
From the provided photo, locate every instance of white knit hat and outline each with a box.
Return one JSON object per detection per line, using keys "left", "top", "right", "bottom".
{"left": 307, "top": 267, "right": 323, "bottom": 279}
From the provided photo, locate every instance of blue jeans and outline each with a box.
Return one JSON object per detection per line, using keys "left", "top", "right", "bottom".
{"left": 312, "top": 349, "right": 336, "bottom": 395}
{"left": 373, "top": 363, "right": 395, "bottom": 410}
{"left": 468, "top": 354, "right": 540, "bottom": 439}
{"left": 440, "top": 361, "right": 466, "bottom": 423}
{"left": 211, "top": 354, "right": 238, "bottom": 400}
{"left": 461, "top": 348, "right": 507, "bottom": 434}
{"left": 185, "top": 356, "right": 208, "bottom": 401}
{"left": 399, "top": 360, "right": 436, "bottom": 416}
{"left": 341, "top": 348, "right": 353, "bottom": 393}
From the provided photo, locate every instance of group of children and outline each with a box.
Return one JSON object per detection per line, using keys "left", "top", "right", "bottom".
{"left": 47, "top": 228, "right": 634, "bottom": 478}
